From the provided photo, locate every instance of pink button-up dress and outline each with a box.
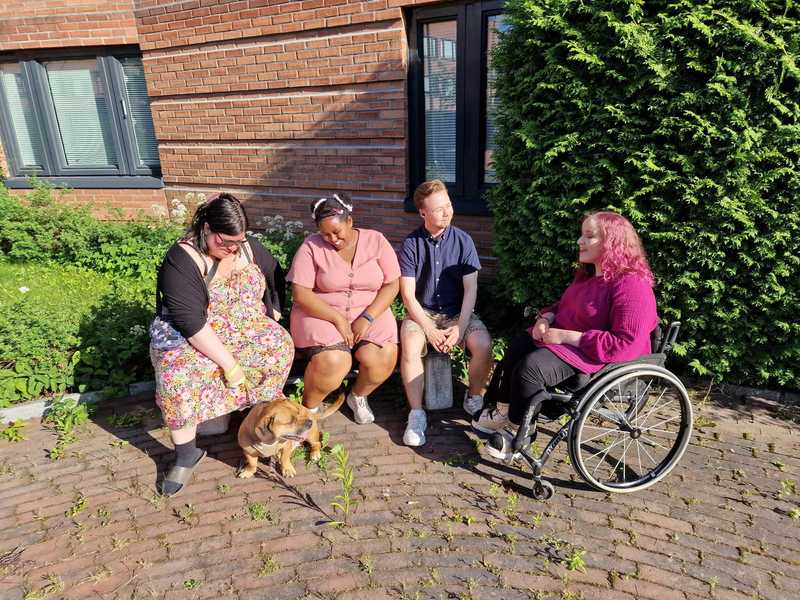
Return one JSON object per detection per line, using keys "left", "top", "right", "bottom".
{"left": 287, "top": 229, "right": 401, "bottom": 349}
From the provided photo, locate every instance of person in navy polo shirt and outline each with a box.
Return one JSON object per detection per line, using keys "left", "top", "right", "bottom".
{"left": 397, "top": 179, "right": 493, "bottom": 446}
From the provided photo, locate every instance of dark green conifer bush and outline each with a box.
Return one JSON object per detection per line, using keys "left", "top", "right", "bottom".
{"left": 490, "top": 0, "right": 800, "bottom": 386}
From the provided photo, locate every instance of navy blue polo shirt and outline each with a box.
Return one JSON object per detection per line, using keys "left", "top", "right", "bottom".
{"left": 398, "top": 225, "right": 481, "bottom": 317}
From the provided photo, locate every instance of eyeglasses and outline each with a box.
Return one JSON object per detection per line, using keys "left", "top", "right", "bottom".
{"left": 213, "top": 232, "right": 246, "bottom": 249}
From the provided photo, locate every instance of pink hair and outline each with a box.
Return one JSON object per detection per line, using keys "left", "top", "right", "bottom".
{"left": 577, "top": 211, "right": 654, "bottom": 286}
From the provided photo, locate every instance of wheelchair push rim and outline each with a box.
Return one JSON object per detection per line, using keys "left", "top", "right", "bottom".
{"left": 568, "top": 367, "right": 693, "bottom": 493}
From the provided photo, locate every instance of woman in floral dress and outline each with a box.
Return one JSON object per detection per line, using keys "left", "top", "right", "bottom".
{"left": 150, "top": 193, "right": 293, "bottom": 496}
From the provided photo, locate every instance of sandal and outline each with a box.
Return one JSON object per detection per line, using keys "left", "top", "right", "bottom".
{"left": 160, "top": 449, "right": 207, "bottom": 497}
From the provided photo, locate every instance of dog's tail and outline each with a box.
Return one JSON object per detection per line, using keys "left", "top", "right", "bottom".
{"left": 318, "top": 390, "right": 346, "bottom": 420}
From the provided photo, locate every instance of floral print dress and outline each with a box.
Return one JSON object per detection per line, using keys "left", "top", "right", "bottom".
{"left": 150, "top": 261, "right": 294, "bottom": 430}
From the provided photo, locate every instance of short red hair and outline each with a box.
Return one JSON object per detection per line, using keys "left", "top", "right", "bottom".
{"left": 578, "top": 211, "right": 654, "bottom": 286}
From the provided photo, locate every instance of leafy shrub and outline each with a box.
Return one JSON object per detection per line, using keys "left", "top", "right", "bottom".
{"left": 0, "top": 263, "right": 153, "bottom": 405}
{"left": 490, "top": 0, "right": 800, "bottom": 387}
{"left": 0, "top": 181, "right": 181, "bottom": 278}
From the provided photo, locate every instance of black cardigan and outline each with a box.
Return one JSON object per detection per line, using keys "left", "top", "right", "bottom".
{"left": 155, "top": 236, "right": 286, "bottom": 338}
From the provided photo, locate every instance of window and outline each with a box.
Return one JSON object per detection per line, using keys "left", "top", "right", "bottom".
{"left": 407, "top": 1, "right": 507, "bottom": 215}
{"left": 0, "top": 50, "right": 161, "bottom": 188}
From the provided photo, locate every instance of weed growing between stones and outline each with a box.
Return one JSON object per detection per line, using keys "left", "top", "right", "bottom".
{"left": 42, "top": 397, "right": 92, "bottom": 460}
{"left": 0, "top": 419, "right": 26, "bottom": 442}
{"left": 174, "top": 503, "right": 199, "bottom": 527}
{"left": 778, "top": 479, "right": 797, "bottom": 498}
{"left": 22, "top": 574, "right": 63, "bottom": 600}
{"left": 65, "top": 492, "right": 88, "bottom": 518}
{"left": 258, "top": 553, "right": 279, "bottom": 577}
{"left": 329, "top": 444, "right": 358, "bottom": 527}
{"left": 357, "top": 554, "right": 374, "bottom": 575}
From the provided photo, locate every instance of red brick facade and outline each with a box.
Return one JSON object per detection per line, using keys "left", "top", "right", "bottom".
{"left": 0, "top": 0, "right": 139, "bottom": 50}
{"left": 0, "top": 0, "right": 495, "bottom": 263}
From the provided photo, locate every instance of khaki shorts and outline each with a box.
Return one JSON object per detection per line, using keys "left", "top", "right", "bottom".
{"left": 400, "top": 310, "right": 488, "bottom": 357}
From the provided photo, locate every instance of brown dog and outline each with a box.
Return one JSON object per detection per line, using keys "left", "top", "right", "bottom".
{"left": 237, "top": 392, "right": 345, "bottom": 478}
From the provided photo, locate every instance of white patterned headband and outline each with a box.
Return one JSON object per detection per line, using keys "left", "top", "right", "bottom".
{"left": 311, "top": 194, "right": 353, "bottom": 219}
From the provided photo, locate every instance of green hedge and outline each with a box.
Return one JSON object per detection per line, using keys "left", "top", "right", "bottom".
{"left": 489, "top": 0, "right": 800, "bottom": 387}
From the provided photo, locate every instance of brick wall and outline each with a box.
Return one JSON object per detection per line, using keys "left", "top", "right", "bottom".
{"left": 135, "top": 0, "right": 495, "bottom": 265}
{"left": 0, "top": 0, "right": 139, "bottom": 50}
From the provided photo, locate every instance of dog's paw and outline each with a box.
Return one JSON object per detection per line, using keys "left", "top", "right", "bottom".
{"left": 281, "top": 463, "right": 297, "bottom": 478}
{"left": 309, "top": 448, "right": 322, "bottom": 462}
{"left": 237, "top": 468, "right": 256, "bottom": 479}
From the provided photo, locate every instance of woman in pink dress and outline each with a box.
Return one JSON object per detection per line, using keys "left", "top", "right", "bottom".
{"left": 287, "top": 193, "right": 401, "bottom": 423}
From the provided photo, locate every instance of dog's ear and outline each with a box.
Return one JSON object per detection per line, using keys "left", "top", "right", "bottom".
{"left": 258, "top": 416, "right": 276, "bottom": 441}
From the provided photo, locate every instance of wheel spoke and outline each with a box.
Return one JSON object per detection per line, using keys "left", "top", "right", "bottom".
{"left": 641, "top": 415, "right": 680, "bottom": 434}
{"left": 605, "top": 384, "right": 630, "bottom": 427}
{"left": 579, "top": 425, "right": 621, "bottom": 445}
{"left": 631, "top": 378, "right": 654, "bottom": 425}
{"left": 589, "top": 436, "right": 627, "bottom": 476}
{"left": 640, "top": 437, "right": 671, "bottom": 452}
{"left": 636, "top": 437, "right": 643, "bottom": 476}
{"left": 611, "top": 437, "right": 631, "bottom": 482}
{"left": 637, "top": 440, "right": 659, "bottom": 466}
{"left": 638, "top": 388, "right": 673, "bottom": 429}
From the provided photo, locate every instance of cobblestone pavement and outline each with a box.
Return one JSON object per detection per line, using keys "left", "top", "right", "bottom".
{"left": 0, "top": 381, "right": 798, "bottom": 600}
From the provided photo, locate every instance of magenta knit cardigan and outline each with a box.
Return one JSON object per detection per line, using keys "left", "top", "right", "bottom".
{"left": 535, "top": 273, "right": 658, "bottom": 374}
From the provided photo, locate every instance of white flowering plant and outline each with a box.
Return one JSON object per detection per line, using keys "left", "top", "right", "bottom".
{"left": 249, "top": 214, "right": 309, "bottom": 269}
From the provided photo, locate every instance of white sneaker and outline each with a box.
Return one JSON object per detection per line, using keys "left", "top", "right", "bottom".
{"left": 463, "top": 392, "right": 484, "bottom": 416}
{"left": 471, "top": 405, "right": 510, "bottom": 434}
{"left": 403, "top": 409, "right": 427, "bottom": 446}
{"left": 346, "top": 392, "right": 374, "bottom": 424}
{"left": 485, "top": 430, "right": 522, "bottom": 462}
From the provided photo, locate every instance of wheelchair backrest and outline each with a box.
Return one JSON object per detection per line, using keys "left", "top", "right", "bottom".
{"left": 652, "top": 321, "right": 681, "bottom": 355}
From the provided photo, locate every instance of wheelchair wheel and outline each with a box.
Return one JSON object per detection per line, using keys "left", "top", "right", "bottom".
{"left": 569, "top": 367, "right": 692, "bottom": 493}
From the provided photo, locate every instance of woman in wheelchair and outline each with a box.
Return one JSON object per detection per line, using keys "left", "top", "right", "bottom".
{"left": 472, "top": 211, "right": 658, "bottom": 461}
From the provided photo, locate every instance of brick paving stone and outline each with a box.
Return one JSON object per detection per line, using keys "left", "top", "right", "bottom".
{"left": 1, "top": 386, "right": 799, "bottom": 599}
{"left": 613, "top": 576, "right": 688, "bottom": 600}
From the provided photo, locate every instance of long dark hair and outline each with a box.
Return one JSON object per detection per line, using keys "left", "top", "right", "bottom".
{"left": 188, "top": 193, "right": 248, "bottom": 254}
{"left": 310, "top": 192, "right": 353, "bottom": 225}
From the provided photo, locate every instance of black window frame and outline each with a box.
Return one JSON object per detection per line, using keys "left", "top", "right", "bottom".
{"left": 406, "top": 0, "right": 504, "bottom": 216}
{"left": 0, "top": 46, "right": 162, "bottom": 190}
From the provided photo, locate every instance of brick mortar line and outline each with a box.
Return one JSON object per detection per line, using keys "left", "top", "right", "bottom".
{"left": 0, "top": 9, "right": 133, "bottom": 21}
{"left": 160, "top": 141, "right": 405, "bottom": 150}
{"left": 164, "top": 183, "right": 406, "bottom": 202}
{"left": 150, "top": 86, "right": 404, "bottom": 105}
{"left": 142, "top": 23, "right": 403, "bottom": 60}
{"left": 133, "top": 0, "right": 284, "bottom": 17}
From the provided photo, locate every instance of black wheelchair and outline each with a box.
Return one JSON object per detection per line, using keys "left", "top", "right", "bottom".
{"left": 500, "top": 322, "right": 693, "bottom": 500}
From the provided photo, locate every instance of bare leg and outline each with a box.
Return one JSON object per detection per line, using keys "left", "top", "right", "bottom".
{"left": 400, "top": 324, "right": 427, "bottom": 410}
{"left": 465, "top": 329, "right": 492, "bottom": 396}
{"left": 302, "top": 350, "right": 352, "bottom": 409}
{"left": 353, "top": 343, "right": 398, "bottom": 397}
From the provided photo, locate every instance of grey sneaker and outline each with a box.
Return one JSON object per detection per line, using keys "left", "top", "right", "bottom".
{"left": 463, "top": 392, "right": 484, "bottom": 416}
{"left": 346, "top": 392, "right": 374, "bottom": 424}
{"left": 403, "top": 409, "right": 427, "bottom": 446}
{"left": 486, "top": 430, "right": 522, "bottom": 462}
{"left": 471, "top": 405, "right": 510, "bottom": 434}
